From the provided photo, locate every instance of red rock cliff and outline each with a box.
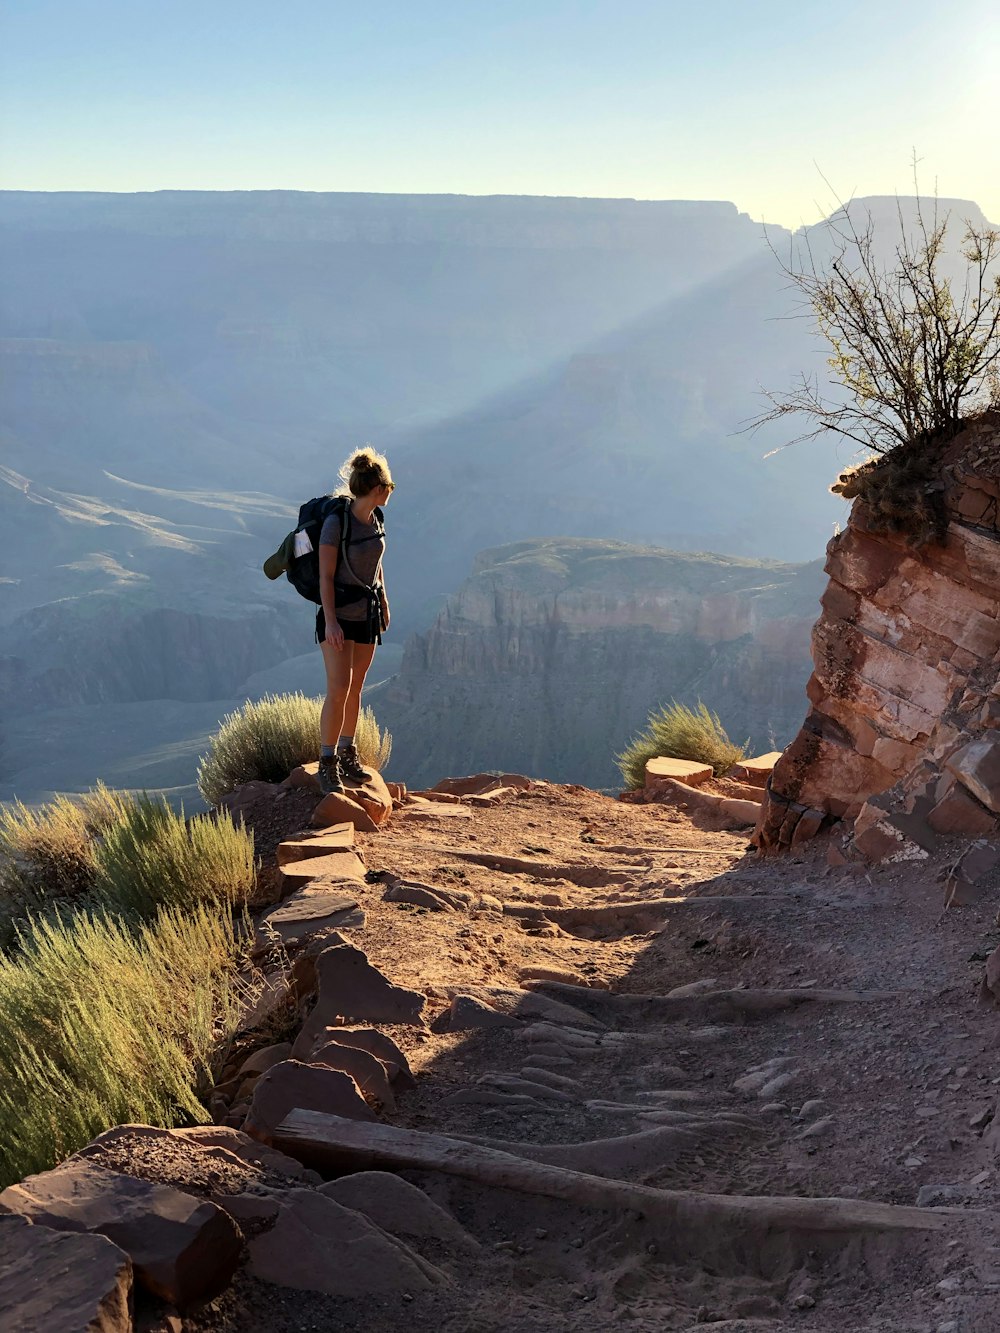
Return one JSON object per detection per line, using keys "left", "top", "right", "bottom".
{"left": 755, "top": 412, "right": 1000, "bottom": 861}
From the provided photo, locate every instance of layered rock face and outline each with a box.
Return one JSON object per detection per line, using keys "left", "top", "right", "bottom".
{"left": 755, "top": 414, "right": 1000, "bottom": 858}
{"left": 374, "top": 539, "right": 823, "bottom": 788}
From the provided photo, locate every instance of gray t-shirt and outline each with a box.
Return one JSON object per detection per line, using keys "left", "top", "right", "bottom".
{"left": 319, "top": 505, "right": 385, "bottom": 621}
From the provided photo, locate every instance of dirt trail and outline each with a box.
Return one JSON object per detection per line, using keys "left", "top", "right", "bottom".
{"left": 202, "top": 783, "right": 1000, "bottom": 1332}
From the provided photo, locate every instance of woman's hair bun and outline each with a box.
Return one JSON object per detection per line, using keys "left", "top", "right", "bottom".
{"left": 337, "top": 445, "right": 392, "bottom": 497}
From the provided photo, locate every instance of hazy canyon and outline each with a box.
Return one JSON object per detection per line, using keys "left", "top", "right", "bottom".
{"left": 2, "top": 190, "right": 992, "bottom": 798}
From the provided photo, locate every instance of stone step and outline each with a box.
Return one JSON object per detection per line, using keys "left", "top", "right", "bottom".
{"left": 278, "top": 849, "right": 367, "bottom": 886}
{"left": 276, "top": 824, "right": 355, "bottom": 866}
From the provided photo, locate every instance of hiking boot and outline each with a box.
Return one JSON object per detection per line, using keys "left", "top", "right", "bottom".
{"left": 317, "top": 753, "right": 345, "bottom": 795}
{"left": 338, "top": 742, "right": 369, "bottom": 786}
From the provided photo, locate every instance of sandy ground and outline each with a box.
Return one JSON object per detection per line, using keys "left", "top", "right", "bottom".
{"left": 174, "top": 783, "right": 1000, "bottom": 1332}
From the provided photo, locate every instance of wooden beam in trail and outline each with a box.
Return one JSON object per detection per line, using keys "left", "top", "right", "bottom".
{"left": 273, "top": 1110, "right": 943, "bottom": 1270}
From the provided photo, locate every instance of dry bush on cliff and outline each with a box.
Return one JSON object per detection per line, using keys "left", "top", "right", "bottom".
{"left": 197, "top": 692, "right": 392, "bottom": 803}
{"left": 94, "top": 795, "right": 255, "bottom": 919}
{"left": 752, "top": 185, "right": 1000, "bottom": 459}
{"left": 617, "top": 701, "right": 746, "bottom": 789}
{"left": 0, "top": 902, "right": 251, "bottom": 1186}
{"left": 0, "top": 785, "right": 136, "bottom": 945}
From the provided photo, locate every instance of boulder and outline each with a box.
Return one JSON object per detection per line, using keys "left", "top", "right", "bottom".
{"left": 236, "top": 1042, "right": 294, "bottom": 1080}
{"left": 247, "top": 1189, "right": 445, "bottom": 1295}
{"left": 346, "top": 767, "right": 394, "bottom": 827}
{"left": 0, "top": 1213, "right": 133, "bottom": 1333}
{"left": 244, "top": 1060, "right": 376, "bottom": 1144}
{"left": 927, "top": 778, "right": 999, "bottom": 837}
{"left": 411, "top": 789, "right": 464, "bottom": 804}
{"left": 945, "top": 738, "right": 1000, "bottom": 815}
{"left": 944, "top": 841, "right": 1000, "bottom": 908}
{"left": 644, "top": 757, "right": 713, "bottom": 789}
{"left": 311, "top": 791, "right": 378, "bottom": 833}
{"left": 310, "top": 1040, "right": 398, "bottom": 1111}
{"left": 0, "top": 1160, "right": 241, "bottom": 1307}
{"left": 297, "top": 943, "right": 426, "bottom": 1044}
{"left": 291, "top": 1026, "right": 416, "bottom": 1089}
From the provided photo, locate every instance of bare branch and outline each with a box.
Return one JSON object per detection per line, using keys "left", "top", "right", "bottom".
{"left": 745, "top": 171, "right": 1000, "bottom": 457}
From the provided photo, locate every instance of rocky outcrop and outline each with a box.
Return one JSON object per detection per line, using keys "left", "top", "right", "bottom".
{"left": 755, "top": 414, "right": 1000, "bottom": 858}
{"left": 373, "top": 539, "right": 824, "bottom": 788}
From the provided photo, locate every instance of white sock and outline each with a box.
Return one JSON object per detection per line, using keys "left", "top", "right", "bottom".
{"left": 337, "top": 735, "right": 354, "bottom": 751}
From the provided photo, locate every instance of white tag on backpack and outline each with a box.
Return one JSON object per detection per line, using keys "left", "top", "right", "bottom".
{"left": 293, "top": 529, "right": 313, "bottom": 557}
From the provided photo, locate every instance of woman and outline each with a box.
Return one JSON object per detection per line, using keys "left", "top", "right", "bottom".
{"left": 316, "top": 447, "right": 393, "bottom": 794}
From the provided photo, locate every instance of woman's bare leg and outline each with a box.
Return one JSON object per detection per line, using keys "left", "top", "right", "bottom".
{"left": 341, "top": 642, "right": 377, "bottom": 737}
{"left": 320, "top": 640, "right": 355, "bottom": 747}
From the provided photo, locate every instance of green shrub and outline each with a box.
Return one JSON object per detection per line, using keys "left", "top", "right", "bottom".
{"left": 94, "top": 795, "right": 255, "bottom": 919}
{"left": 0, "top": 785, "right": 136, "bottom": 942}
{"left": 617, "top": 701, "right": 747, "bottom": 790}
{"left": 197, "top": 692, "right": 392, "bottom": 804}
{"left": 356, "top": 704, "right": 392, "bottom": 773}
{"left": 0, "top": 902, "right": 252, "bottom": 1187}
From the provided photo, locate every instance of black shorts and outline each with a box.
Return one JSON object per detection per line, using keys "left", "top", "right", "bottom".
{"left": 316, "top": 606, "right": 379, "bottom": 645}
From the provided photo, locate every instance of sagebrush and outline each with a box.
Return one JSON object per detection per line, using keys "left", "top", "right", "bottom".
{"left": 0, "top": 784, "right": 136, "bottom": 944}
{"left": 617, "top": 701, "right": 747, "bottom": 790}
{"left": 94, "top": 795, "right": 255, "bottom": 919}
{"left": 197, "top": 692, "right": 392, "bottom": 803}
{"left": 0, "top": 903, "right": 253, "bottom": 1187}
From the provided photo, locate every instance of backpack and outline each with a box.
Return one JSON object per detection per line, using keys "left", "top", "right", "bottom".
{"left": 263, "top": 495, "right": 385, "bottom": 606}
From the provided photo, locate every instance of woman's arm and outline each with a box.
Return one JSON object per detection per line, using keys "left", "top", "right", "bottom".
{"left": 379, "top": 572, "right": 390, "bottom": 632}
{"left": 319, "top": 541, "right": 344, "bottom": 650}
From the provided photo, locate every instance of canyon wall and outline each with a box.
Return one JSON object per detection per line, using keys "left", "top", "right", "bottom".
{"left": 755, "top": 413, "right": 1000, "bottom": 860}
{"left": 373, "top": 539, "right": 824, "bottom": 788}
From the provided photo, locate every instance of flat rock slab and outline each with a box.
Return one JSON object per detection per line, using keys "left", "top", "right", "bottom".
{"left": 432, "top": 773, "right": 535, "bottom": 796}
{"left": 729, "top": 752, "right": 783, "bottom": 786}
{"left": 247, "top": 1188, "right": 444, "bottom": 1295}
{"left": 467, "top": 787, "right": 518, "bottom": 806}
{"left": 445, "top": 984, "right": 605, "bottom": 1030}
{"left": 278, "top": 849, "right": 367, "bottom": 887}
{"left": 383, "top": 879, "right": 472, "bottom": 912}
{"left": 644, "top": 757, "right": 713, "bottom": 789}
{"left": 276, "top": 823, "right": 355, "bottom": 866}
{"left": 245, "top": 1060, "right": 376, "bottom": 1144}
{"left": 432, "top": 994, "right": 521, "bottom": 1033}
{"left": 320, "top": 1171, "right": 480, "bottom": 1253}
{"left": 0, "top": 1159, "right": 241, "bottom": 1307}
{"left": 402, "top": 803, "right": 474, "bottom": 821}
{"left": 0, "top": 1213, "right": 133, "bottom": 1333}
{"left": 257, "top": 886, "right": 365, "bottom": 949}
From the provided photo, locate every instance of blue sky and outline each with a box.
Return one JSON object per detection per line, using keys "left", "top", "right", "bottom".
{"left": 2, "top": 0, "right": 996, "bottom": 226}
